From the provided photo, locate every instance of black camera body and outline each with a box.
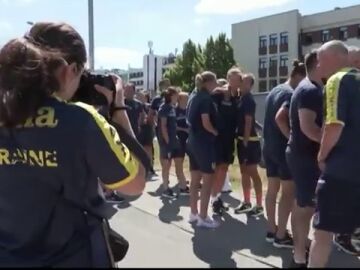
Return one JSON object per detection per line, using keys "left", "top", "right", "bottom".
{"left": 73, "top": 71, "right": 116, "bottom": 106}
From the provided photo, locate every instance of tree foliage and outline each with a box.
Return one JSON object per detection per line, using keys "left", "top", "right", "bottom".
{"left": 164, "top": 33, "right": 235, "bottom": 92}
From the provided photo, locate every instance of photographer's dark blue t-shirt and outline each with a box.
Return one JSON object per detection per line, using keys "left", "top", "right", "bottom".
{"left": 0, "top": 97, "right": 139, "bottom": 266}
{"left": 288, "top": 78, "right": 323, "bottom": 156}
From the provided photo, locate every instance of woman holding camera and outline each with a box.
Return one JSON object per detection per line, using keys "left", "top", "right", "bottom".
{"left": 0, "top": 22, "right": 145, "bottom": 267}
{"left": 187, "top": 72, "right": 219, "bottom": 229}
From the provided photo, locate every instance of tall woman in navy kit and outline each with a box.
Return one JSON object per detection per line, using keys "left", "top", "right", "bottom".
{"left": 0, "top": 22, "right": 145, "bottom": 267}
{"left": 187, "top": 71, "right": 219, "bottom": 229}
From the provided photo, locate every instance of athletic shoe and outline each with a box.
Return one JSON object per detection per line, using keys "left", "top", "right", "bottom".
{"left": 289, "top": 258, "right": 307, "bottom": 269}
{"left": 334, "top": 234, "right": 360, "bottom": 256}
{"left": 197, "top": 216, "right": 219, "bottom": 229}
{"left": 266, "top": 232, "right": 276, "bottom": 243}
{"left": 162, "top": 188, "right": 176, "bottom": 199}
{"left": 212, "top": 198, "right": 229, "bottom": 216}
{"left": 105, "top": 192, "right": 125, "bottom": 204}
{"left": 352, "top": 229, "right": 360, "bottom": 245}
{"left": 189, "top": 213, "right": 199, "bottom": 224}
{"left": 273, "top": 232, "right": 294, "bottom": 249}
{"left": 248, "top": 206, "right": 264, "bottom": 218}
{"left": 234, "top": 203, "right": 252, "bottom": 214}
{"left": 179, "top": 186, "right": 190, "bottom": 196}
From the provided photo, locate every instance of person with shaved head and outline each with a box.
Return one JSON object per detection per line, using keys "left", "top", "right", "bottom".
{"left": 348, "top": 45, "right": 360, "bottom": 69}
{"left": 309, "top": 40, "right": 360, "bottom": 267}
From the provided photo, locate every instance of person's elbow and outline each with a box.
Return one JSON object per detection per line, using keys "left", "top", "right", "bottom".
{"left": 115, "top": 163, "right": 146, "bottom": 196}
{"left": 275, "top": 108, "right": 287, "bottom": 128}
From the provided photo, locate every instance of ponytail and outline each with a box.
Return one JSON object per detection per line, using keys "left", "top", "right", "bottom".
{"left": 0, "top": 38, "right": 65, "bottom": 127}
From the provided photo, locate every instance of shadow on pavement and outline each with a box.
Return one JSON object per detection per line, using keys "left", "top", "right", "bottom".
{"left": 191, "top": 212, "right": 291, "bottom": 268}
{"left": 221, "top": 193, "right": 241, "bottom": 209}
{"left": 327, "top": 248, "right": 360, "bottom": 268}
{"left": 158, "top": 196, "right": 188, "bottom": 224}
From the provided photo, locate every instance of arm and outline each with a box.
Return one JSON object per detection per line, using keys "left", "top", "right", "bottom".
{"left": 243, "top": 115, "right": 253, "bottom": 146}
{"left": 299, "top": 109, "right": 322, "bottom": 143}
{"left": 160, "top": 117, "right": 170, "bottom": 144}
{"left": 318, "top": 124, "right": 343, "bottom": 163}
{"left": 201, "top": 114, "right": 218, "bottom": 136}
{"left": 275, "top": 107, "right": 290, "bottom": 139}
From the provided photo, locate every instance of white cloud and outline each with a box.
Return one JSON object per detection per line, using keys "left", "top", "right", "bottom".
{"left": 95, "top": 47, "right": 143, "bottom": 69}
{"left": 195, "top": 0, "right": 293, "bottom": 15}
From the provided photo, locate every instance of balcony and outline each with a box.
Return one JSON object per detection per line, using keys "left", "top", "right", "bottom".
{"left": 259, "top": 46, "right": 267, "bottom": 55}
{"left": 258, "top": 68, "right": 267, "bottom": 78}
{"left": 269, "top": 66, "right": 277, "bottom": 77}
{"left": 280, "top": 43, "right": 288, "bottom": 53}
{"left": 279, "top": 66, "right": 288, "bottom": 77}
{"left": 269, "top": 45, "right": 278, "bottom": 54}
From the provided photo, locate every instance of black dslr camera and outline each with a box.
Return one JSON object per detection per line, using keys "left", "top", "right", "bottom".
{"left": 73, "top": 71, "right": 116, "bottom": 106}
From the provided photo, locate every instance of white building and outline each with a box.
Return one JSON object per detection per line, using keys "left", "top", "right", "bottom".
{"left": 231, "top": 4, "right": 360, "bottom": 92}
{"left": 128, "top": 68, "right": 144, "bottom": 92}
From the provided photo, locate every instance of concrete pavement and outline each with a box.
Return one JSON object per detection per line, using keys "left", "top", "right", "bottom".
{"left": 110, "top": 174, "right": 360, "bottom": 268}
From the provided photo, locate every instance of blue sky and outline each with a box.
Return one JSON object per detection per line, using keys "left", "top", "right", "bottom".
{"left": 0, "top": 0, "right": 359, "bottom": 69}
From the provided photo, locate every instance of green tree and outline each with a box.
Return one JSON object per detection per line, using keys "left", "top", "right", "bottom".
{"left": 203, "top": 33, "right": 235, "bottom": 79}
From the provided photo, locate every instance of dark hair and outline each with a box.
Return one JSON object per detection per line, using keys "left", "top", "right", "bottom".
{"left": 305, "top": 51, "right": 318, "bottom": 74}
{"left": 164, "top": 87, "right": 178, "bottom": 103}
{"left": 195, "top": 71, "right": 217, "bottom": 91}
{"left": 27, "top": 22, "right": 87, "bottom": 68}
{"left": 290, "top": 60, "right": 306, "bottom": 78}
{"left": 126, "top": 83, "right": 136, "bottom": 91}
{"left": 0, "top": 38, "right": 65, "bottom": 127}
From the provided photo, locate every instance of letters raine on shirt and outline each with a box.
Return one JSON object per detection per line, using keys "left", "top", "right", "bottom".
{"left": 0, "top": 107, "right": 59, "bottom": 168}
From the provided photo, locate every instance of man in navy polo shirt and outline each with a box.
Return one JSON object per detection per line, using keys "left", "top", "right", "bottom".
{"left": 286, "top": 51, "right": 323, "bottom": 267}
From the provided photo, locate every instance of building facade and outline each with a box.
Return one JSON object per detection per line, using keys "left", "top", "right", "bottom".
{"left": 231, "top": 4, "right": 360, "bottom": 92}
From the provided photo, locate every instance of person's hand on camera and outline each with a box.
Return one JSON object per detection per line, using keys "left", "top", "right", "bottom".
{"left": 95, "top": 75, "right": 125, "bottom": 106}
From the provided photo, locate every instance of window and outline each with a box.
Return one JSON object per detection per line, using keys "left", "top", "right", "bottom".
{"left": 280, "top": 32, "right": 288, "bottom": 45}
{"left": 270, "top": 34, "right": 278, "bottom": 46}
{"left": 280, "top": 55, "right": 288, "bottom": 67}
{"left": 259, "top": 58, "right": 267, "bottom": 69}
{"left": 304, "top": 34, "right": 313, "bottom": 45}
{"left": 280, "top": 78, "right": 287, "bottom": 84}
{"left": 259, "top": 80, "right": 267, "bottom": 92}
{"left": 322, "top": 30, "right": 330, "bottom": 43}
{"left": 270, "top": 56, "right": 277, "bottom": 68}
{"left": 259, "top": 36, "right": 267, "bottom": 48}
{"left": 339, "top": 27, "right": 348, "bottom": 41}
{"left": 269, "top": 79, "right": 278, "bottom": 89}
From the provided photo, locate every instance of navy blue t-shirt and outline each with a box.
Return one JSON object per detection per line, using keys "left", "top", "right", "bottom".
{"left": 322, "top": 68, "right": 360, "bottom": 183}
{"left": 150, "top": 95, "right": 164, "bottom": 112}
{"left": 176, "top": 107, "right": 188, "bottom": 141}
{"left": 263, "top": 83, "right": 293, "bottom": 157}
{"left": 186, "top": 90, "right": 217, "bottom": 142}
{"left": 237, "top": 93, "right": 258, "bottom": 140}
{"left": 212, "top": 91, "right": 238, "bottom": 139}
{"left": 158, "top": 103, "right": 178, "bottom": 146}
{"left": 125, "top": 98, "right": 144, "bottom": 137}
{"left": 288, "top": 78, "right": 323, "bottom": 156}
{"left": 0, "top": 97, "right": 139, "bottom": 265}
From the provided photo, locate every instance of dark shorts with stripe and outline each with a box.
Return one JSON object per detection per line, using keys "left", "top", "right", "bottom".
{"left": 286, "top": 147, "right": 319, "bottom": 208}
{"left": 237, "top": 139, "right": 261, "bottom": 165}
{"left": 264, "top": 148, "right": 292, "bottom": 181}
{"left": 187, "top": 135, "right": 216, "bottom": 174}
{"left": 215, "top": 135, "right": 235, "bottom": 165}
{"left": 313, "top": 177, "right": 360, "bottom": 234}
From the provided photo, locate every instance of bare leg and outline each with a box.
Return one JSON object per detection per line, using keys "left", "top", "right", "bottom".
{"left": 200, "top": 173, "right": 215, "bottom": 219}
{"left": 266, "top": 177, "right": 280, "bottom": 233}
{"left": 308, "top": 229, "right": 333, "bottom": 268}
{"left": 240, "top": 164, "right": 252, "bottom": 204}
{"left": 248, "top": 164, "right": 263, "bottom": 206}
{"left": 160, "top": 158, "right": 172, "bottom": 189}
{"left": 212, "top": 164, "right": 228, "bottom": 197}
{"left": 190, "top": 171, "right": 202, "bottom": 215}
{"left": 276, "top": 180, "right": 295, "bottom": 239}
{"left": 174, "top": 157, "right": 187, "bottom": 189}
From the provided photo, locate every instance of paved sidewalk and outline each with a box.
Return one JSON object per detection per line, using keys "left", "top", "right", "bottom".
{"left": 110, "top": 174, "right": 360, "bottom": 268}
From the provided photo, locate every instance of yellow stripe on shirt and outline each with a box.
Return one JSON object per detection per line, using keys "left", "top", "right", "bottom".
{"left": 238, "top": 136, "right": 260, "bottom": 142}
{"left": 325, "top": 68, "right": 350, "bottom": 126}
{"left": 75, "top": 102, "right": 139, "bottom": 189}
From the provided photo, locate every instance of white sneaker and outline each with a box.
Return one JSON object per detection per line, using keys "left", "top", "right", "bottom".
{"left": 189, "top": 213, "right": 199, "bottom": 224}
{"left": 197, "top": 216, "right": 219, "bottom": 229}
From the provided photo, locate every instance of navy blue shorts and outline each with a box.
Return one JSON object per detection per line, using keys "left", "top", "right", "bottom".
{"left": 215, "top": 135, "right": 235, "bottom": 165}
{"left": 172, "top": 134, "right": 188, "bottom": 159}
{"left": 286, "top": 148, "right": 319, "bottom": 208}
{"left": 138, "top": 124, "right": 154, "bottom": 146}
{"left": 313, "top": 177, "right": 360, "bottom": 234}
{"left": 264, "top": 150, "right": 292, "bottom": 181}
{"left": 187, "top": 137, "right": 216, "bottom": 174}
{"left": 237, "top": 140, "right": 261, "bottom": 165}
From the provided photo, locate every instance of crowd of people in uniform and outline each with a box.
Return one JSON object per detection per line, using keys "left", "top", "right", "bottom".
{"left": 0, "top": 19, "right": 360, "bottom": 268}
{"left": 120, "top": 41, "right": 360, "bottom": 268}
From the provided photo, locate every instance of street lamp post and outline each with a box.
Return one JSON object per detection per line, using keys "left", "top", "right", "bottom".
{"left": 88, "top": 0, "right": 95, "bottom": 71}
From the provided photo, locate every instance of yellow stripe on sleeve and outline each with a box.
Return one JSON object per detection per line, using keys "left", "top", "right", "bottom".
{"left": 75, "top": 102, "right": 139, "bottom": 189}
